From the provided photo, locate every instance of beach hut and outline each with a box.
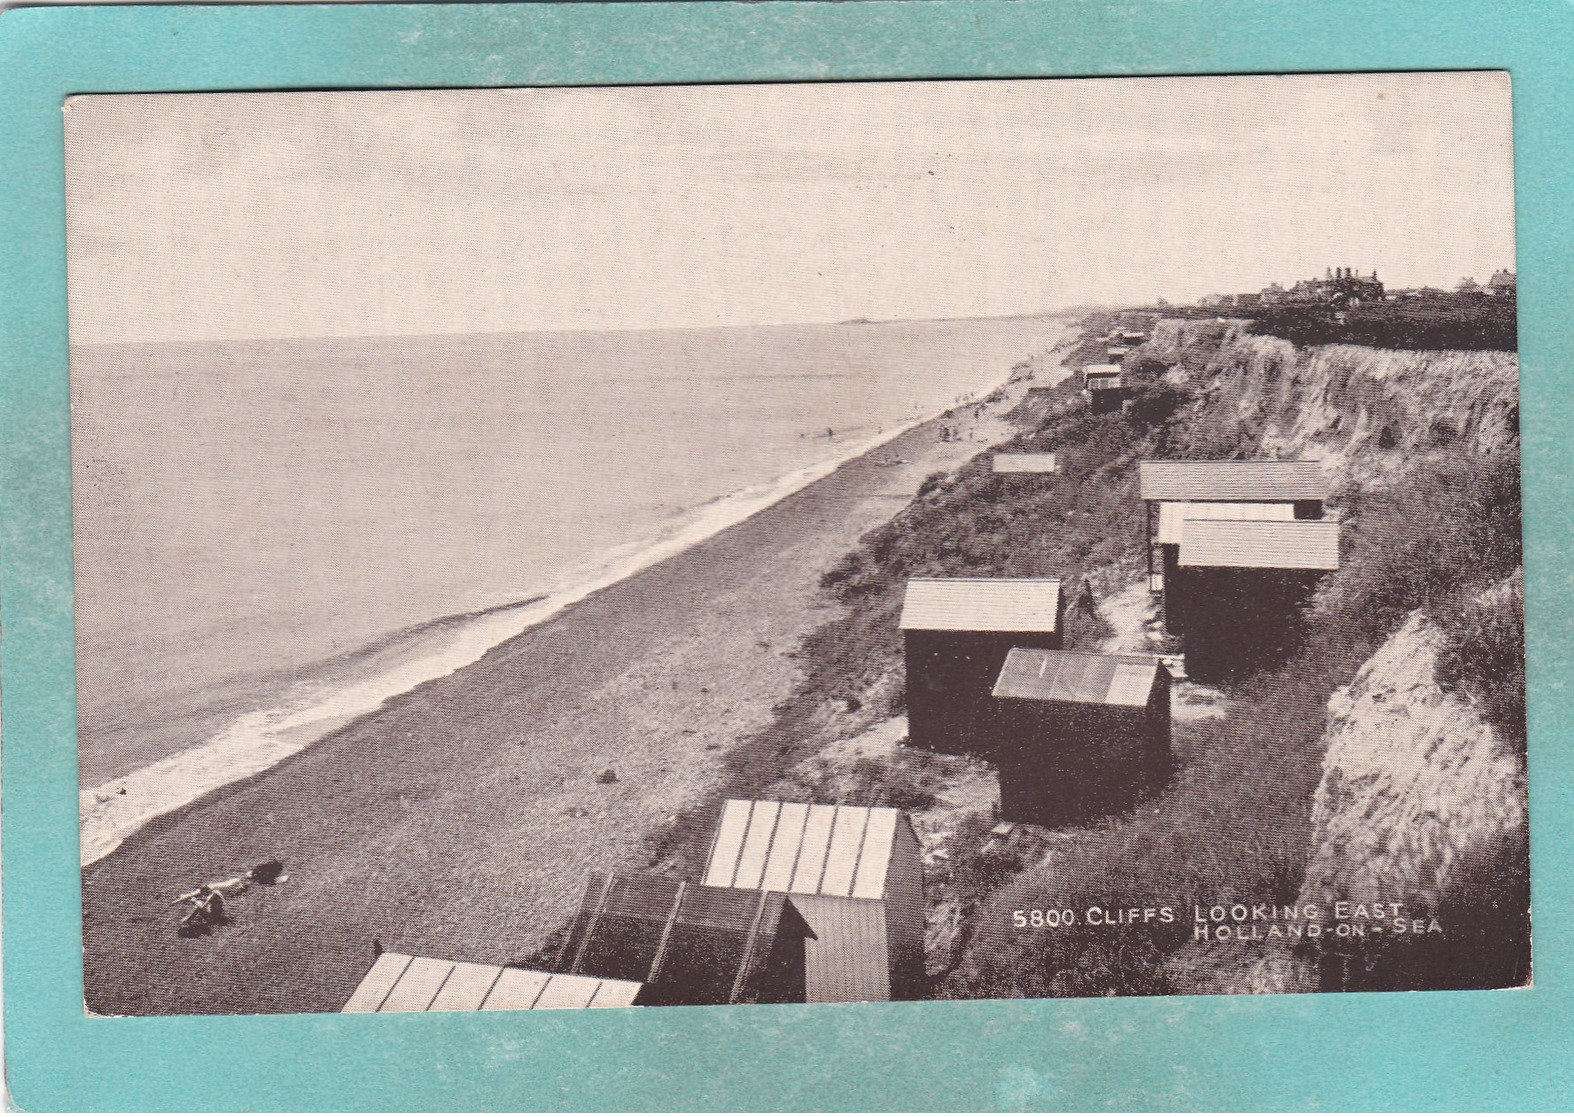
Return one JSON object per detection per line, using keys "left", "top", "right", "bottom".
{"left": 702, "top": 799, "right": 926, "bottom": 1002}
{"left": 992, "top": 452, "right": 1058, "bottom": 474}
{"left": 558, "top": 870, "right": 810, "bottom": 1006}
{"left": 1082, "top": 363, "right": 1125, "bottom": 415}
{"left": 1106, "top": 345, "right": 1131, "bottom": 363}
{"left": 341, "top": 953, "right": 643, "bottom": 1013}
{"left": 991, "top": 649, "right": 1172, "bottom": 826}
{"left": 1138, "top": 460, "right": 1329, "bottom": 593}
{"left": 1154, "top": 502, "right": 1297, "bottom": 626}
{"left": 1169, "top": 519, "right": 1341, "bottom": 680}
{"left": 900, "top": 577, "right": 1064, "bottom": 755}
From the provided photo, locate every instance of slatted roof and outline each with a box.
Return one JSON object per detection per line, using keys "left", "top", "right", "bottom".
{"left": 1178, "top": 519, "right": 1341, "bottom": 570}
{"left": 1139, "top": 460, "right": 1328, "bottom": 502}
{"left": 341, "top": 954, "right": 641, "bottom": 1013}
{"left": 702, "top": 800, "right": 905, "bottom": 900}
{"left": 1156, "top": 501, "right": 1297, "bottom": 544}
{"left": 559, "top": 871, "right": 795, "bottom": 1005}
{"left": 993, "top": 452, "right": 1058, "bottom": 474}
{"left": 992, "top": 649, "right": 1163, "bottom": 708}
{"left": 1082, "top": 363, "right": 1121, "bottom": 375}
{"left": 899, "top": 578, "right": 1062, "bottom": 633}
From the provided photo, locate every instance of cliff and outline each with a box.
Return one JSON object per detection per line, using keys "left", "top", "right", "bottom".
{"left": 1138, "top": 318, "right": 1519, "bottom": 480}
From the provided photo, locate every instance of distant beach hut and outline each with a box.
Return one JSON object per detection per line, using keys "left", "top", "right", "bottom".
{"left": 992, "top": 452, "right": 1059, "bottom": 474}
{"left": 900, "top": 577, "right": 1063, "bottom": 755}
{"left": 991, "top": 649, "right": 1172, "bottom": 826}
{"left": 1082, "top": 363, "right": 1125, "bottom": 414}
{"left": 703, "top": 799, "right": 926, "bottom": 1002}
{"left": 1169, "top": 519, "right": 1341, "bottom": 681}
{"left": 1120, "top": 330, "right": 1147, "bottom": 344}
{"left": 1138, "top": 460, "right": 1330, "bottom": 593}
{"left": 341, "top": 953, "right": 642, "bottom": 1013}
{"left": 558, "top": 870, "right": 810, "bottom": 1006}
{"left": 1106, "top": 345, "right": 1131, "bottom": 363}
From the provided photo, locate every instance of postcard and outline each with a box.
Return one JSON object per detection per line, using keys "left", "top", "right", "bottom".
{"left": 64, "top": 73, "right": 1527, "bottom": 1021}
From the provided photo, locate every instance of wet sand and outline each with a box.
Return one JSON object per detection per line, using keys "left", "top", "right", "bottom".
{"left": 82, "top": 378, "right": 1046, "bottom": 1016}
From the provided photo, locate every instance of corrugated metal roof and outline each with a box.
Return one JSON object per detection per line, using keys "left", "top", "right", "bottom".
{"left": 703, "top": 800, "right": 904, "bottom": 901}
{"left": 1139, "top": 460, "right": 1328, "bottom": 502}
{"left": 1178, "top": 519, "right": 1341, "bottom": 570}
{"left": 992, "top": 649, "right": 1163, "bottom": 708}
{"left": 1156, "top": 501, "right": 1297, "bottom": 544}
{"left": 1082, "top": 363, "right": 1121, "bottom": 375}
{"left": 340, "top": 954, "right": 642, "bottom": 1013}
{"left": 560, "top": 870, "right": 791, "bottom": 1004}
{"left": 993, "top": 452, "right": 1058, "bottom": 474}
{"left": 899, "top": 578, "right": 1062, "bottom": 633}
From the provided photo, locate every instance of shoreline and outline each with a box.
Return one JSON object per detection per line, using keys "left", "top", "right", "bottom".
{"left": 78, "top": 344, "right": 1047, "bottom": 868}
{"left": 82, "top": 330, "right": 1069, "bottom": 1016}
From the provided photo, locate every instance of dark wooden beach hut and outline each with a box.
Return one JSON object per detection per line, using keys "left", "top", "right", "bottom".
{"left": 702, "top": 799, "right": 926, "bottom": 1002}
{"left": 990, "top": 649, "right": 1172, "bottom": 826}
{"left": 1169, "top": 519, "right": 1341, "bottom": 681}
{"left": 1138, "top": 459, "right": 1329, "bottom": 596}
{"left": 342, "top": 953, "right": 643, "bottom": 1013}
{"left": 900, "top": 577, "right": 1063, "bottom": 755}
{"left": 1082, "top": 363, "right": 1125, "bottom": 414}
{"left": 558, "top": 870, "right": 810, "bottom": 1006}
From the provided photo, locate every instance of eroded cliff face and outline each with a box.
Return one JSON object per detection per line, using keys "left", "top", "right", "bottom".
{"left": 1139, "top": 319, "right": 1519, "bottom": 480}
{"left": 1140, "top": 319, "right": 1528, "bottom": 991}
{"left": 1299, "top": 600, "right": 1525, "bottom": 914}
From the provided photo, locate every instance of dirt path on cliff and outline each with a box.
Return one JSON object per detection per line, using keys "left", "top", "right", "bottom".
{"left": 82, "top": 364, "right": 1060, "bottom": 1017}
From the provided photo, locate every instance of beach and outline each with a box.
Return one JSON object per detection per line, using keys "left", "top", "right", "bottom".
{"left": 82, "top": 349, "right": 1066, "bottom": 1017}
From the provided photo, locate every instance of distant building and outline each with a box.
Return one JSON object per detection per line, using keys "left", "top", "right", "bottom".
{"left": 559, "top": 870, "right": 811, "bottom": 1006}
{"left": 703, "top": 799, "right": 926, "bottom": 1002}
{"left": 1488, "top": 269, "right": 1517, "bottom": 296}
{"left": 1168, "top": 519, "right": 1341, "bottom": 681}
{"left": 1257, "top": 267, "right": 1384, "bottom": 309}
{"left": 900, "top": 577, "right": 1064, "bottom": 755}
{"left": 991, "top": 649, "right": 1172, "bottom": 826}
{"left": 993, "top": 452, "right": 1059, "bottom": 474}
{"left": 1138, "top": 459, "right": 1329, "bottom": 595}
{"left": 1083, "top": 362, "right": 1125, "bottom": 414}
{"left": 342, "top": 954, "right": 643, "bottom": 1013}
{"left": 1458, "top": 276, "right": 1482, "bottom": 294}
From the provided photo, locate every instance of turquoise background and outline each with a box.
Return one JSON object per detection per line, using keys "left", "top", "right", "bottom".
{"left": 1, "top": 1, "right": 1570, "bottom": 1109}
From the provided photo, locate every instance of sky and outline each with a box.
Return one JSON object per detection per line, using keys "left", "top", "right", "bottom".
{"left": 64, "top": 73, "right": 1517, "bottom": 345}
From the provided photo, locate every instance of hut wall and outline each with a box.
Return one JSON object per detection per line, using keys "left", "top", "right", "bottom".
{"left": 1161, "top": 543, "right": 1184, "bottom": 633}
{"left": 993, "top": 701, "right": 1161, "bottom": 826}
{"left": 1174, "top": 567, "right": 1325, "bottom": 682}
{"left": 905, "top": 629, "right": 1063, "bottom": 754}
{"left": 883, "top": 823, "right": 928, "bottom": 1000}
{"left": 1089, "top": 389, "right": 1125, "bottom": 415}
{"left": 792, "top": 895, "right": 891, "bottom": 1003}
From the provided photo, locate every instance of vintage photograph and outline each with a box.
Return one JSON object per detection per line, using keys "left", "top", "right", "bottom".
{"left": 67, "top": 73, "right": 1526, "bottom": 1017}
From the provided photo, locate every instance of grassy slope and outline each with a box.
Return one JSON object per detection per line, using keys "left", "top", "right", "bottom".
{"left": 687, "top": 317, "right": 1524, "bottom": 999}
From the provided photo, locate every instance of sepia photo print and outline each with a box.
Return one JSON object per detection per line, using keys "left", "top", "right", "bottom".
{"left": 67, "top": 73, "right": 1527, "bottom": 1017}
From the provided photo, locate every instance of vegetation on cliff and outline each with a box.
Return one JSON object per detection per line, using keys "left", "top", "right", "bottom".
{"left": 673, "top": 316, "right": 1526, "bottom": 999}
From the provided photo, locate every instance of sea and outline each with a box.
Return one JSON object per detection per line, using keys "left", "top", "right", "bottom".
{"left": 73, "top": 316, "right": 1066, "bottom": 862}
